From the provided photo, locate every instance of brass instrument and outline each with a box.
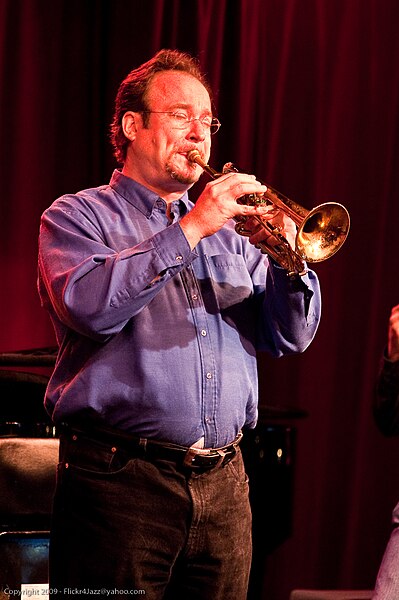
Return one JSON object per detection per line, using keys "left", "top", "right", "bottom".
{"left": 187, "top": 150, "right": 350, "bottom": 277}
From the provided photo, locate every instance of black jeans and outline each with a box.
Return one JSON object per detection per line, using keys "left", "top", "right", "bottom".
{"left": 49, "top": 432, "right": 252, "bottom": 600}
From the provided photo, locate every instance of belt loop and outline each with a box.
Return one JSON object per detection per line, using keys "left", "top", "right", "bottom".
{"left": 215, "top": 449, "right": 227, "bottom": 467}
{"left": 235, "top": 431, "right": 243, "bottom": 446}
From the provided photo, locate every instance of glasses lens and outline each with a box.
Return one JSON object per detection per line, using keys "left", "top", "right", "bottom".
{"left": 210, "top": 118, "right": 221, "bottom": 134}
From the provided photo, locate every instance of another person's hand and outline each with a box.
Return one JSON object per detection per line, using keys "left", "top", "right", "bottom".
{"left": 388, "top": 304, "right": 399, "bottom": 362}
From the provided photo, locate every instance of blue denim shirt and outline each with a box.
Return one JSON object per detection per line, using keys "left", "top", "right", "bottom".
{"left": 37, "top": 169, "right": 321, "bottom": 447}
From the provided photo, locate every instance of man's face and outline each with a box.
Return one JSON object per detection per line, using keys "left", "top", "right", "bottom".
{"left": 124, "top": 70, "right": 213, "bottom": 195}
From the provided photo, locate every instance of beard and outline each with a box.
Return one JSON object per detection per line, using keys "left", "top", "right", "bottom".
{"left": 165, "top": 150, "right": 202, "bottom": 185}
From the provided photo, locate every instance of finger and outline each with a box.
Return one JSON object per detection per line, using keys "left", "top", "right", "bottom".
{"left": 219, "top": 173, "right": 267, "bottom": 199}
{"left": 248, "top": 224, "right": 282, "bottom": 247}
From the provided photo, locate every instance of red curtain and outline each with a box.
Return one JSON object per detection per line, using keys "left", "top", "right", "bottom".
{"left": 1, "top": 0, "right": 399, "bottom": 597}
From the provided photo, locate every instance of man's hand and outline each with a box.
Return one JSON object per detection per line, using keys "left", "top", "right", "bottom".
{"left": 241, "top": 206, "right": 297, "bottom": 250}
{"left": 180, "top": 172, "right": 268, "bottom": 249}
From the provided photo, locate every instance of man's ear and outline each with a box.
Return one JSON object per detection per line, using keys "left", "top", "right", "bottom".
{"left": 122, "top": 111, "right": 138, "bottom": 141}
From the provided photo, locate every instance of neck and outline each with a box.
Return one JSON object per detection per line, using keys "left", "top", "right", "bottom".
{"left": 121, "top": 164, "right": 189, "bottom": 205}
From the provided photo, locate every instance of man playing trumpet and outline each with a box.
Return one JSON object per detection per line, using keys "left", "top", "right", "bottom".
{"left": 37, "top": 49, "right": 321, "bottom": 599}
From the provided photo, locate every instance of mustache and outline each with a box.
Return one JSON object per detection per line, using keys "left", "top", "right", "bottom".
{"left": 176, "top": 145, "right": 203, "bottom": 159}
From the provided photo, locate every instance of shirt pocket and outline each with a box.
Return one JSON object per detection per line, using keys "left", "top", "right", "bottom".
{"left": 201, "top": 254, "right": 254, "bottom": 312}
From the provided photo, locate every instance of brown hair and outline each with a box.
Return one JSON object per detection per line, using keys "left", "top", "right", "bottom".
{"left": 110, "top": 49, "right": 213, "bottom": 164}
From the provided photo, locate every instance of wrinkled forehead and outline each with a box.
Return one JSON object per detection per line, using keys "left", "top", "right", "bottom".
{"left": 146, "top": 70, "right": 212, "bottom": 112}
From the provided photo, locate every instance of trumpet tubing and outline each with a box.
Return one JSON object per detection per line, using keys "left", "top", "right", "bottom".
{"left": 187, "top": 150, "right": 350, "bottom": 277}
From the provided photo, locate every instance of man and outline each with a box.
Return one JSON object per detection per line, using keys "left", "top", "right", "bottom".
{"left": 37, "top": 49, "right": 321, "bottom": 599}
{"left": 373, "top": 304, "right": 399, "bottom": 599}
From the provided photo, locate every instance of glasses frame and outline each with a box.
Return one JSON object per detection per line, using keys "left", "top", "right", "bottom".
{"left": 142, "top": 110, "right": 221, "bottom": 135}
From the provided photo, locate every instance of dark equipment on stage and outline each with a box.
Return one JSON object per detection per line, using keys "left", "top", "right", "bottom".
{"left": 0, "top": 347, "right": 306, "bottom": 597}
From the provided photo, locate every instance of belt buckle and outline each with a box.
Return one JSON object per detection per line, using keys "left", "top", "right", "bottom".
{"left": 183, "top": 448, "right": 226, "bottom": 470}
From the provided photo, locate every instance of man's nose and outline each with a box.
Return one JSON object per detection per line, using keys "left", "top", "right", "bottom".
{"left": 186, "top": 119, "right": 207, "bottom": 141}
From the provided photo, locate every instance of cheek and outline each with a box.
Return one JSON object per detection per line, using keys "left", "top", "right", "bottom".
{"left": 160, "top": 133, "right": 181, "bottom": 154}
{"left": 203, "top": 141, "right": 212, "bottom": 162}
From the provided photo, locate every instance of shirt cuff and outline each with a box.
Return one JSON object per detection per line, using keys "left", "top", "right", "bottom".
{"left": 152, "top": 221, "right": 198, "bottom": 269}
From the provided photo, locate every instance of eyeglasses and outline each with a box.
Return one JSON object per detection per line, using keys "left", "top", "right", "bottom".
{"left": 142, "top": 111, "right": 221, "bottom": 134}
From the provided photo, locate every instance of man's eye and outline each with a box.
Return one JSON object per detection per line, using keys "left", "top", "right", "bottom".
{"left": 172, "top": 112, "right": 188, "bottom": 122}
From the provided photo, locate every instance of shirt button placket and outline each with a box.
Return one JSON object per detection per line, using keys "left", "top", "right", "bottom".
{"left": 183, "top": 266, "right": 216, "bottom": 440}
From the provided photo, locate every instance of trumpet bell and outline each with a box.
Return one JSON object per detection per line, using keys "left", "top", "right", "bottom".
{"left": 296, "top": 202, "right": 350, "bottom": 263}
{"left": 186, "top": 150, "right": 351, "bottom": 276}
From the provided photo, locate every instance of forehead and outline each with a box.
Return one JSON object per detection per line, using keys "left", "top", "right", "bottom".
{"left": 146, "top": 70, "right": 212, "bottom": 111}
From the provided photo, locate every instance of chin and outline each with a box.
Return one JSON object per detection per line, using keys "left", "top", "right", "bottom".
{"left": 171, "top": 172, "right": 198, "bottom": 186}
{"left": 167, "top": 162, "right": 199, "bottom": 186}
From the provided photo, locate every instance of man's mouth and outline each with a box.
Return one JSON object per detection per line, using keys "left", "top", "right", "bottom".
{"left": 166, "top": 151, "right": 202, "bottom": 184}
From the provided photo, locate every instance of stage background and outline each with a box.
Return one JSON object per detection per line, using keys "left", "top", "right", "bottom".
{"left": 1, "top": 0, "right": 399, "bottom": 597}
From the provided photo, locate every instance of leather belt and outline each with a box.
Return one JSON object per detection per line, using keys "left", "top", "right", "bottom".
{"left": 61, "top": 422, "right": 242, "bottom": 472}
{"left": 182, "top": 432, "right": 243, "bottom": 469}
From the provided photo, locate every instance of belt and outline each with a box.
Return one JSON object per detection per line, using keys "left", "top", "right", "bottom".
{"left": 61, "top": 422, "right": 242, "bottom": 472}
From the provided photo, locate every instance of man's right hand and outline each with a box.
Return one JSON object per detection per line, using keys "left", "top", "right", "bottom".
{"left": 180, "top": 172, "right": 268, "bottom": 249}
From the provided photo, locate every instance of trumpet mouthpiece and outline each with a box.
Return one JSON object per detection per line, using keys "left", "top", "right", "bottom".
{"left": 187, "top": 150, "right": 202, "bottom": 163}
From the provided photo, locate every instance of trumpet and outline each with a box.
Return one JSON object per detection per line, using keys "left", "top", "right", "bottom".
{"left": 187, "top": 150, "right": 350, "bottom": 277}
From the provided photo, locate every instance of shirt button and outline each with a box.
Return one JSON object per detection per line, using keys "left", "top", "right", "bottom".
{"left": 206, "top": 372, "right": 212, "bottom": 379}
{"left": 201, "top": 329, "right": 207, "bottom": 336}
{"left": 176, "top": 255, "right": 183, "bottom": 262}
{"left": 192, "top": 294, "right": 198, "bottom": 300}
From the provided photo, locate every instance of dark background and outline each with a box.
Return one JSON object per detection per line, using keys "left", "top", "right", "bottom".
{"left": 1, "top": 0, "right": 399, "bottom": 597}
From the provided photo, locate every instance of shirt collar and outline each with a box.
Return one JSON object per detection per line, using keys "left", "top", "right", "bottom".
{"left": 109, "top": 169, "right": 191, "bottom": 218}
